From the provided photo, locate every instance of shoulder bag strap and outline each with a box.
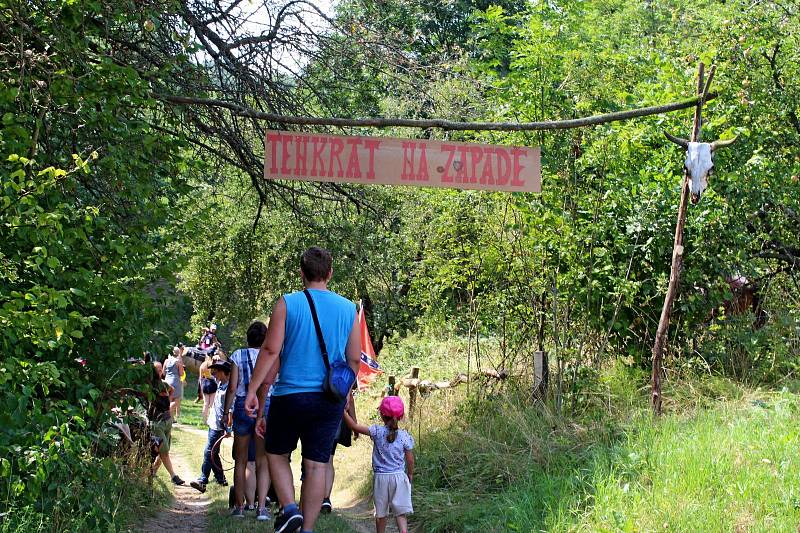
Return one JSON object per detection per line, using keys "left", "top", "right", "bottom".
{"left": 303, "top": 289, "right": 330, "bottom": 371}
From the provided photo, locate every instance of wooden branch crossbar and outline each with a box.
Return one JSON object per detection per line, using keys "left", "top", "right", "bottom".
{"left": 393, "top": 369, "right": 508, "bottom": 394}
{"left": 400, "top": 373, "right": 469, "bottom": 393}
{"left": 160, "top": 93, "right": 717, "bottom": 131}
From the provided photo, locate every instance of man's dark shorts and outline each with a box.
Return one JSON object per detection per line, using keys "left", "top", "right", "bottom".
{"left": 265, "top": 392, "right": 345, "bottom": 463}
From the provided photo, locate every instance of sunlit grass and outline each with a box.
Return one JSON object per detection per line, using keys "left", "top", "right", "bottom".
{"left": 405, "top": 365, "right": 800, "bottom": 532}
{"left": 173, "top": 373, "right": 208, "bottom": 429}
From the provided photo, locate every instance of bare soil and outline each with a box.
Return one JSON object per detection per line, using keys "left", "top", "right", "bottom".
{"left": 138, "top": 440, "right": 210, "bottom": 532}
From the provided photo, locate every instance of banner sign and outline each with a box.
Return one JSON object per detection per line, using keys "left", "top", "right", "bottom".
{"left": 264, "top": 130, "right": 541, "bottom": 193}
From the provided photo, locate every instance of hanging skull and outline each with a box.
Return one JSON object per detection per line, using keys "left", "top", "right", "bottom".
{"left": 664, "top": 132, "right": 736, "bottom": 204}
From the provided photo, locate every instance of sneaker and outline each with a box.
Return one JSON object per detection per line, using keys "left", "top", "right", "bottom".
{"left": 274, "top": 508, "right": 303, "bottom": 533}
{"left": 230, "top": 506, "right": 245, "bottom": 518}
{"left": 320, "top": 497, "right": 332, "bottom": 514}
{"left": 215, "top": 478, "right": 228, "bottom": 487}
{"left": 171, "top": 475, "right": 185, "bottom": 486}
{"left": 268, "top": 497, "right": 280, "bottom": 512}
{"left": 256, "top": 507, "right": 272, "bottom": 521}
{"left": 190, "top": 480, "right": 206, "bottom": 493}
{"left": 244, "top": 503, "right": 256, "bottom": 512}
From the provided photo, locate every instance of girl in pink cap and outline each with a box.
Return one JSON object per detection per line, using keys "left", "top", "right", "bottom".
{"left": 344, "top": 395, "right": 414, "bottom": 533}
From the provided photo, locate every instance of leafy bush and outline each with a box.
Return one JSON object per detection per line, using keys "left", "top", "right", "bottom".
{"left": 1, "top": 1, "right": 191, "bottom": 528}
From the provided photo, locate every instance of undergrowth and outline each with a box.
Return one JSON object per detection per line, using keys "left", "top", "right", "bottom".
{"left": 1, "top": 440, "right": 169, "bottom": 532}
{"left": 406, "top": 361, "right": 800, "bottom": 532}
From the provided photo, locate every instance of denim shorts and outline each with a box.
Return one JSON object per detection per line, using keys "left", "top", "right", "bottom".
{"left": 232, "top": 396, "right": 256, "bottom": 437}
{"left": 265, "top": 392, "right": 345, "bottom": 463}
{"left": 231, "top": 396, "right": 271, "bottom": 460}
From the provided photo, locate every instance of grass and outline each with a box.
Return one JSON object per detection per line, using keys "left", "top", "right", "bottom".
{"left": 174, "top": 372, "right": 210, "bottom": 429}
{"left": 403, "top": 363, "right": 800, "bottom": 532}
{"left": 378, "top": 331, "right": 473, "bottom": 382}
{"left": 174, "top": 335, "right": 800, "bottom": 532}
{"left": 173, "top": 334, "right": 800, "bottom": 531}
{"left": 117, "top": 449, "right": 174, "bottom": 532}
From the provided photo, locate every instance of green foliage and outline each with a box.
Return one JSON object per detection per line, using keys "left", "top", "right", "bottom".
{"left": 177, "top": 180, "right": 423, "bottom": 350}
{"left": 3, "top": 0, "right": 800, "bottom": 528}
{"left": 411, "top": 370, "right": 800, "bottom": 531}
{"left": 1, "top": 0, "right": 193, "bottom": 528}
{"left": 173, "top": 0, "right": 800, "bottom": 392}
{"left": 378, "top": 330, "right": 473, "bottom": 381}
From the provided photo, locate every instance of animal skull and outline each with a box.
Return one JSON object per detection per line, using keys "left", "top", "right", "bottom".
{"left": 686, "top": 142, "right": 713, "bottom": 203}
{"left": 664, "top": 132, "right": 736, "bottom": 204}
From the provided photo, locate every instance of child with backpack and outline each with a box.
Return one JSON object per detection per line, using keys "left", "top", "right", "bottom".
{"left": 343, "top": 396, "right": 414, "bottom": 533}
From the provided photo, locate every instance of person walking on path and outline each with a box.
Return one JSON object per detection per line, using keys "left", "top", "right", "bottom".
{"left": 225, "top": 322, "right": 273, "bottom": 522}
{"left": 299, "top": 393, "right": 358, "bottom": 515}
{"left": 148, "top": 362, "right": 186, "bottom": 486}
{"left": 198, "top": 355, "right": 218, "bottom": 424}
{"left": 190, "top": 357, "right": 231, "bottom": 493}
{"left": 163, "top": 346, "right": 184, "bottom": 422}
{"left": 246, "top": 246, "right": 360, "bottom": 533}
{"left": 343, "top": 396, "right": 414, "bottom": 533}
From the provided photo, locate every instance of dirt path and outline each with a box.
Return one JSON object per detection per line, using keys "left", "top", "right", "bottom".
{"left": 336, "top": 497, "right": 403, "bottom": 533}
{"left": 331, "top": 438, "right": 400, "bottom": 533}
{"left": 335, "top": 498, "right": 378, "bottom": 533}
{"left": 142, "top": 422, "right": 396, "bottom": 533}
{"left": 138, "top": 438, "right": 210, "bottom": 532}
{"left": 173, "top": 422, "right": 209, "bottom": 438}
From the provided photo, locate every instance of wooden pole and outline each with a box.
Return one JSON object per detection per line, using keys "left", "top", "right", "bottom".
{"left": 651, "top": 63, "right": 713, "bottom": 416}
{"left": 408, "top": 367, "right": 420, "bottom": 420}
{"left": 161, "top": 93, "right": 717, "bottom": 132}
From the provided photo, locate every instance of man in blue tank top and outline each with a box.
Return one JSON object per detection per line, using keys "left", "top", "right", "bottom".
{"left": 245, "top": 247, "right": 360, "bottom": 533}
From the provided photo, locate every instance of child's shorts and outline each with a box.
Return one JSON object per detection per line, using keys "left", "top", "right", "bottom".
{"left": 150, "top": 419, "right": 172, "bottom": 454}
{"left": 373, "top": 472, "right": 413, "bottom": 518}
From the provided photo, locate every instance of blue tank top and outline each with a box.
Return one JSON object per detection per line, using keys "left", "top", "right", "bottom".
{"left": 272, "top": 289, "right": 356, "bottom": 396}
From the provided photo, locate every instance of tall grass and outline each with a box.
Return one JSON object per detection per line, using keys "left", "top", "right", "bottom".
{"left": 406, "top": 362, "right": 800, "bottom": 532}
{"left": 1, "top": 441, "right": 170, "bottom": 533}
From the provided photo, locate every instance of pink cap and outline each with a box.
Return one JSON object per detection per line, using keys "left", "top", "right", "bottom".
{"left": 379, "top": 396, "right": 405, "bottom": 419}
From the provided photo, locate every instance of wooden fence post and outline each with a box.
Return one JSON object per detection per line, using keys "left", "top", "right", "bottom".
{"left": 651, "top": 62, "right": 713, "bottom": 416}
{"left": 408, "top": 367, "right": 419, "bottom": 420}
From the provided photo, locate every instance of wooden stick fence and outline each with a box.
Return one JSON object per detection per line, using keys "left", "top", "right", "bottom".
{"left": 384, "top": 351, "right": 549, "bottom": 419}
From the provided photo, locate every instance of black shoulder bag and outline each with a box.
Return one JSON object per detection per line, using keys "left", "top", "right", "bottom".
{"left": 303, "top": 289, "right": 355, "bottom": 403}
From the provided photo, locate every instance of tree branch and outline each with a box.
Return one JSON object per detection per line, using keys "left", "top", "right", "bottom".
{"left": 158, "top": 93, "right": 718, "bottom": 132}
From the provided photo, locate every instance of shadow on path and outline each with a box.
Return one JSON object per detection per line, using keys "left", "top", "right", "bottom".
{"left": 138, "top": 433, "right": 210, "bottom": 532}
